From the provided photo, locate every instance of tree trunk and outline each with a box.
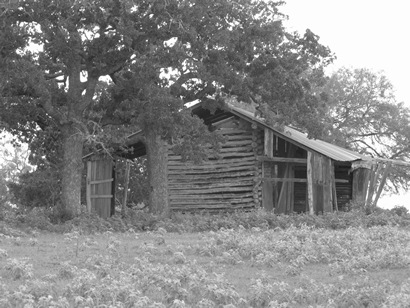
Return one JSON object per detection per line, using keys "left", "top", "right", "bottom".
{"left": 145, "top": 131, "right": 169, "bottom": 214}
{"left": 61, "top": 124, "right": 84, "bottom": 218}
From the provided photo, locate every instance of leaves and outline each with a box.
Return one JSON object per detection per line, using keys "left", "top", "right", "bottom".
{"left": 321, "top": 68, "right": 410, "bottom": 191}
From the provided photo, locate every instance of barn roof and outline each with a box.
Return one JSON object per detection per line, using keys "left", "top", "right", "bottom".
{"left": 190, "top": 102, "right": 371, "bottom": 163}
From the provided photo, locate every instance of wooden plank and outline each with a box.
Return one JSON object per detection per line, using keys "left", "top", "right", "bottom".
{"left": 122, "top": 161, "right": 131, "bottom": 217}
{"left": 170, "top": 192, "right": 253, "bottom": 200}
{"left": 86, "top": 161, "right": 92, "bottom": 214}
{"left": 90, "top": 178, "right": 114, "bottom": 185}
{"left": 169, "top": 181, "right": 254, "bottom": 190}
{"left": 169, "top": 186, "right": 254, "bottom": 195}
{"left": 257, "top": 156, "right": 307, "bottom": 164}
{"left": 307, "top": 151, "right": 314, "bottom": 215}
{"left": 170, "top": 197, "right": 254, "bottom": 205}
{"left": 264, "top": 128, "right": 274, "bottom": 158}
{"left": 323, "top": 157, "right": 333, "bottom": 213}
{"left": 170, "top": 203, "right": 255, "bottom": 210}
{"left": 169, "top": 172, "right": 255, "bottom": 181}
{"left": 168, "top": 164, "right": 255, "bottom": 175}
{"left": 372, "top": 162, "right": 392, "bottom": 207}
{"left": 331, "top": 161, "right": 338, "bottom": 212}
{"left": 168, "top": 156, "right": 255, "bottom": 164}
{"left": 91, "top": 195, "right": 113, "bottom": 198}
{"left": 261, "top": 177, "right": 306, "bottom": 183}
{"left": 366, "top": 163, "right": 382, "bottom": 207}
{"left": 168, "top": 160, "right": 255, "bottom": 170}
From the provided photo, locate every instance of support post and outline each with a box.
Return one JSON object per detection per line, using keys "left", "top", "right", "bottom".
{"left": 307, "top": 151, "right": 314, "bottom": 215}
{"left": 122, "top": 160, "right": 131, "bottom": 217}
{"left": 373, "top": 162, "right": 392, "bottom": 207}
{"left": 86, "top": 161, "right": 92, "bottom": 213}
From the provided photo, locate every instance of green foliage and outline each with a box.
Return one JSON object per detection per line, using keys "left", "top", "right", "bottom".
{"left": 322, "top": 67, "right": 410, "bottom": 191}
{"left": 115, "top": 157, "right": 149, "bottom": 207}
{"left": 1, "top": 0, "right": 334, "bottom": 215}
{"left": 1, "top": 222, "right": 410, "bottom": 306}
{"left": 8, "top": 168, "right": 61, "bottom": 209}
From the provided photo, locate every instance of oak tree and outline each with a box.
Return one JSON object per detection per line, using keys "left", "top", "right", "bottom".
{"left": 322, "top": 67, "right": 410, "bottom": 191}
{"left": 1, "top": 0, "right": 333, "bottom": 216}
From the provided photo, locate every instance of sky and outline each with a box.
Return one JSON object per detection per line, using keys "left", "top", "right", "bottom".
{"left": 282, "top": 0, "right": 410, "bottom": 105}
{"left": 282, "top": 0, "right": 410, "bottom": 208}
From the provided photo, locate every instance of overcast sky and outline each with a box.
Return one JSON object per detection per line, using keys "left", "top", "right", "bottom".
{"left": 282, "top": 0, "right": 410, "bottom": 105}
{"left": 281, "top": 1, "right": 410, "bottom": 208}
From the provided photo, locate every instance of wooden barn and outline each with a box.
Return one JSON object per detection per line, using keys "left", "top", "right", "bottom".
{"left": 85, "top": 102, "right": 397, "bottom": 218}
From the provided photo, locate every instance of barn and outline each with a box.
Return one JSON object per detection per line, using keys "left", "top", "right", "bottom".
{"left": 85, "top": 102, "right": 396, "bottom": 218}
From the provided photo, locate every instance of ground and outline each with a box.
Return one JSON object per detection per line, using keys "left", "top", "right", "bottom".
{"left": 1, "top": 224, "right": 410, "bottom": 307}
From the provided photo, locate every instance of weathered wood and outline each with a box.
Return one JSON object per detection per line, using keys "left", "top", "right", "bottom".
{"left": 330, "top": 161, "right": 338, "bottom": 212}
{"left": 122, "top": 161, "right": 131, "bottom": 217}
{"left": 90, "top": 194, "right": 114, "bottom": 198}
{"left": 365, "top": 163, "right": 382, "bottom": 207}
{"left": 373, "top": 162, "right": 392, "bottom": 207}
{"left": 264, "top": 128, "right": 274, "bottom": 158}
{"left": 168, "top": 165, "right": 256, "bottom": 175}
{"left": 323, "top": 157, "right": 333, "bottom": 213}
{"left": 90, "top": 178, "right": 114, "bottom": 185}
{"left": 86, "top": 161, "right": 92, "bottom": 213}
{"left": 168, "top": 181, "right": 254, "bottom": 190}
{"left": 87, "top": 159, "right": 113, "bottom": 218}
{"left": 216, "top": 128, "right": 252, "bottom": 134}
{"left": 168, "top": 160, "right": 255, "bottom": 170}
{"left": 307, "top": 151, "right": 314, "bottom": 215}
{"left": 170, "top": 203, "right": 255, "bottom": 210}
{"left": 211, "top": 116, "right": 235, "bottom": 127}
{"left": 352, "top": 167, "right": 371, "bottom": 204}
{"left": 169, "top": 186, "right": 254, "bottom": 195}
{"left": 168, "top": 172, "right": 255, "bottom": 182}
{"left": 257, "top": 156, "right": 307, "bottom": 164}
{"left": 168, "top": 156, "right": 255, "bottom": 165}
{"left": 170, "top": 196, "right": 254, "bottom": 204}
{"left": 170, "top": 192, "right": 253, "bottom": 200}
{"left": 262, "top": 179, "right": 274, "bottom": 211}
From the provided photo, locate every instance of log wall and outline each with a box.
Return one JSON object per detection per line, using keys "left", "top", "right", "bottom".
{"left": 168, "top": 118, "right": 262, "bottom": 211}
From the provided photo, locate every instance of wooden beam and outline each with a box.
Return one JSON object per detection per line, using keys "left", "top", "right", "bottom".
{"left": 307, "top": 152, "right": 314, "bottom": 215}
{"left": 257, "top": 156, "right": 307, "bottom": 164}
{"left": 264, "top": 128, "right": 274, "bottom": 158}
{"left": 90, "top": 178, "right": 114, "bottom": 185}
{"left": 122, "top": 161, "right": 131, "bottom": 217}
{"left": 366, "top": 163, "right": 383, "bottom": 207}
{"left": 373, "top": 162, "right": 392, "bottom": 207}
{"left": 330, "top": 161, "right": 338, "bottom": 212}
{"left": 90, "top": 195, "right": 113, "bottom": 198}
{"left": 260, "top": 178, "right": 349, "bottom": 183}
{"left": 86, "top": 161, "right": 92, "bottom": 213}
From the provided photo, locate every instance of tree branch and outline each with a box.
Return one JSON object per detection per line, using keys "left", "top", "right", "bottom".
{"left": 44, "top": 71, "right": 66, "bottom": 80}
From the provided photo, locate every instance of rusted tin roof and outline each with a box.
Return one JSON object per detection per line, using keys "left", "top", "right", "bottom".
{"left": 227, "top": 104, "right": 371, "bottom": 162}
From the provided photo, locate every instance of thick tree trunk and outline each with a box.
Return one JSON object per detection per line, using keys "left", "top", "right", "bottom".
{"left": 145, "top": 131, "right": 169, "bottom": 214}
{"left": 61, "top": 124, "right": 84, "bottom": 218}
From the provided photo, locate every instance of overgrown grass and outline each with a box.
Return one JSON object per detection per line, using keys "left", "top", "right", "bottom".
{"left": 0, "top": 225, "right": 410, "bottom": 307}
{"left": 3, "top": 204, "right": 410, "bottom": 234}
{"left": 0, "top": 205, "right": 410, "bottom": 307}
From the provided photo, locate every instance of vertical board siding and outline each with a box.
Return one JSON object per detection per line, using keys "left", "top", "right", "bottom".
{"left": 308, "top": 152, "right": 333, "bottom": 214}
{"left": 168, "top": 119, "right": 259, "bottom": 211}
{"left": 88, "top": 159, "right": 113, "bottom": 218}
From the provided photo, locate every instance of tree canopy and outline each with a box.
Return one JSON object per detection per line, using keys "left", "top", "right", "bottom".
{"left": 322, "top": 67, "right": 410, "bottom": 192}
{"left": 0, "top": 0, "right": 334, "bottom": 215}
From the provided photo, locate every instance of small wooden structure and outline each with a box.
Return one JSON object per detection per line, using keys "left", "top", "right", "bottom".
{"left": 85, "top": 103, "right": 401, "bottom": 217}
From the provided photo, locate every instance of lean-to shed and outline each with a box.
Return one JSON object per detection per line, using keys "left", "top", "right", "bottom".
{"left": 85, "top": 102, "right": 398, "bottom": 217}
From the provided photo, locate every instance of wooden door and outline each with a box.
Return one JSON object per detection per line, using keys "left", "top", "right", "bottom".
{"left": 86, "top": 159, "right": 114, "bottom": 219}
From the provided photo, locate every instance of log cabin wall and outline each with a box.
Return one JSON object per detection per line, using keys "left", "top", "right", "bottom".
{"left": 167, "top": 117, "right": 263, "bottom": 211}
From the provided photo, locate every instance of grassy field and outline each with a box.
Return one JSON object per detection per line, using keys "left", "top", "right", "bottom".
{"left": 1, "top": 221, "right": 410, "bottom": 307}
